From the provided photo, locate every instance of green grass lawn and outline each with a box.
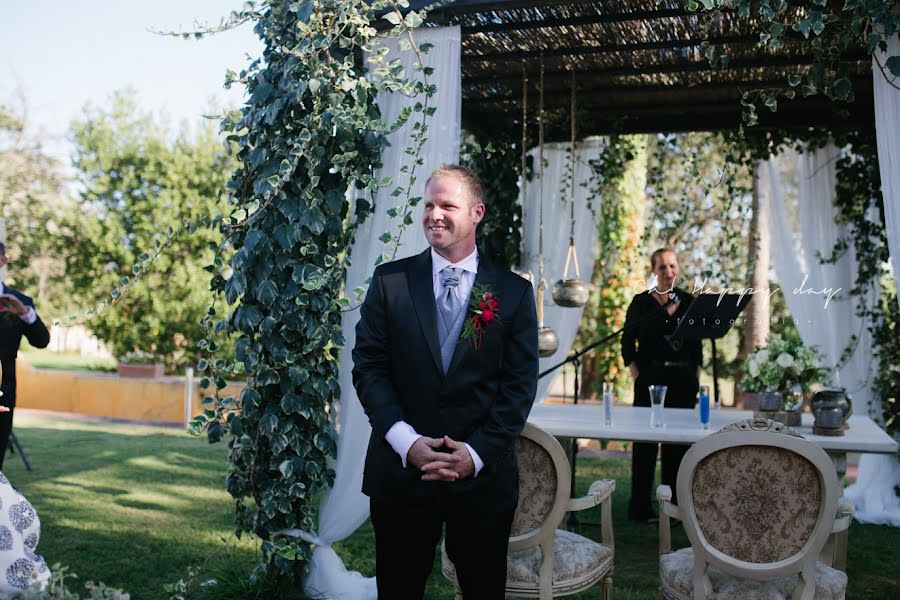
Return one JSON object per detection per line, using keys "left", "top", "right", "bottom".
{"left": 19, "top": 349, "right": 117, "bottom": 372}
{"left": 6, "top": 412, "right": 899, "bottom": 599}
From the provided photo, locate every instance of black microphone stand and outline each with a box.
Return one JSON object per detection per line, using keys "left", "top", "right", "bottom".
{"left": 539, "top": 293, "right": 679, "bottom": 530}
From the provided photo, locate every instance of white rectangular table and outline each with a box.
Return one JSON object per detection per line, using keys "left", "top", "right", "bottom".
{"left": 527, "top": 403, "right": 898, "bottom": 476}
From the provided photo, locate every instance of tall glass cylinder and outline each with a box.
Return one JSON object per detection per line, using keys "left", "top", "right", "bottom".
{"left": 602, "top": 381, "right": 613, "bottom": 427}
{"left": 648, "top": 385, "right": 667, "bottom": 428}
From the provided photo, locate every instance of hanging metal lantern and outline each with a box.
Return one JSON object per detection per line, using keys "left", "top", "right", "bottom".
{"left": 536, "top": 283, "right": 558, "bottom": 357}
{"left": 552, "top": 70, "right": 589, "bottom": 309}
{"left": 533, "top": 57, "right": 558, "bottom": 359}
{"left": 538, "top": 326, "right": 560, "bottom": 357}
{"left": 552, "top": 243, "right": 590, "bottom": 307}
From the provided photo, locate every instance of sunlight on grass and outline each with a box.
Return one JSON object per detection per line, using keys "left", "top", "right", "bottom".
{"left": 4, "top": 411, "right": 897, "bottom": 600}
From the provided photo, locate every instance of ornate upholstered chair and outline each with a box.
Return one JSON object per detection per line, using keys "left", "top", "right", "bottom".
{"left": 656, "top": 418, "right": 854, "bottom": 600}
{"left": 441, "top": 422, "right": 616, "bottom": 600}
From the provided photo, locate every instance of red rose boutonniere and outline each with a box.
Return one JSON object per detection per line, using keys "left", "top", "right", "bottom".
{"left": 460, "top": 284, "right": 502, "bottom": 349}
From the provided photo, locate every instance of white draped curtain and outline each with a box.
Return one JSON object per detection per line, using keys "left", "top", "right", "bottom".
{"left": 762, "top": 144, "right": 900, "bottom": 526}
{"left": 874, "top": 33, "right": 900, "bottom": 311}
{"left": 843, "top": 34, "right": 900, "bottom": 527}
{"left": 519, "top": 139, "right": 606, "bottom": 402}
{"left": 298, "top": 26, "right": 461, "bottom": 599}
{"left": 763, "top": 144, "right": 877, "bottom": 413}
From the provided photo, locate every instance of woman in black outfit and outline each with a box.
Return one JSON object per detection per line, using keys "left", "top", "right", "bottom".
{"left": 621, "top": 248, "right": 702, "bottom": 523}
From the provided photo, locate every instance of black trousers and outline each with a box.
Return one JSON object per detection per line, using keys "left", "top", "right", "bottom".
{"left": 370, "top": 496, "right": 515, "bottom": 600}
{"left": 629, "top": 367, "right": 698, "bottom": 518}
{"left": 0, "top": 405, "right": 13, "bottom": 471}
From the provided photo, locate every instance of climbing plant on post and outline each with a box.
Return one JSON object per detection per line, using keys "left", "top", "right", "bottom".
{"left": 186, "top": 0, "right": 435, "bottom": 586}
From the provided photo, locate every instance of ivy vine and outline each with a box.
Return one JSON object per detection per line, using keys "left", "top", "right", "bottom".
{"left": 183, "top": 0, "right": 437, "bottom": 585}
{"left": 575, "top": 134, "right": 643, "bottom": 398}
{"left": 688, "top": 0, "right": 900, "bottom": 125}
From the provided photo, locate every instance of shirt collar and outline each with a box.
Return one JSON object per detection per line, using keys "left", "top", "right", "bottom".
{"left": 431, "top": 247, "right": 478, "bottom": 277}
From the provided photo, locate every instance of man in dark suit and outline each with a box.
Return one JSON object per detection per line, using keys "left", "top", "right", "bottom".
{"left": 0, "top": 242, "right": 50, "bottom": 469}
{"left": 352, "top": 164, "right": 538, "bottom": 600}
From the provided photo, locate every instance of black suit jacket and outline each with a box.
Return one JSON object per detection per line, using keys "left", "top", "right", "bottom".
{"left": 352, "top": 249, "right": 538, "bottom": 511}
{"left": 0, "top": 286, "right": 50, "bottom": 407}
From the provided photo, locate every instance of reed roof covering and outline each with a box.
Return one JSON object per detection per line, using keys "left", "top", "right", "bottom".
{"left": 406, "top": 0, "right": 874, "bottom": 137}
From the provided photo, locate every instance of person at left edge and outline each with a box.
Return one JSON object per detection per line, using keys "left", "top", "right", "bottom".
{"left": 0, "top": 241, "right": 50, "bottom": 469}
{"left": 352, "top": 164, "right": 539, "bottom": 600}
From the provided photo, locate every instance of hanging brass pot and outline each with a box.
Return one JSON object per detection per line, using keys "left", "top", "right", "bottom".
{"left": 552, "top": 242, "right": 590, "bottom": 308}
{"left": 553, "top": 280, "right": 589, "bottom": 307}
{"left": 535, "top": 284, "right": 559, "bottom": 357}
{"left": 538, "top": 326, "right": 559, "bottom": 357}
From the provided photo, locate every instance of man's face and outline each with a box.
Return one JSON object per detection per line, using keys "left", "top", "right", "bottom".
{"left": 652, "top": 251, "right": 680, "bottom": 291}
{"left": 422, "top": 176, "right": 484, "bottom": 260}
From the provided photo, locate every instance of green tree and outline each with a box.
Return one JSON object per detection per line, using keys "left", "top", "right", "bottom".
{"left": 0, "top": 97, "right": 75, "bottom": 318}
{"left": 63, "top": 90, "right": 234, "bottom": 370}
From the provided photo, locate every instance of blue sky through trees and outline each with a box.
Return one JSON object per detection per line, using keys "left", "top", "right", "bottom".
{"left": 2, "top": 1, "right": 262, "bottom": 161}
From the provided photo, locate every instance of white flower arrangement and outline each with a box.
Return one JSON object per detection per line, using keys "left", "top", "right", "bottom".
{"left": 740, "top": 335, "right": 827, "bottom": 399}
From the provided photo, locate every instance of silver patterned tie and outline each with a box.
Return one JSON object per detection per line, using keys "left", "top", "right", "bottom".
{"left": 437, "top": 267, "right": 463, "bottom": 372}
{"left": 437, "top": 267, "right": 461, "bottom": 339}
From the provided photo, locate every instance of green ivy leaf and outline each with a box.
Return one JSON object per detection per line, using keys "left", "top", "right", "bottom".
{"left": 295, "top": 1, "right": 313, "bottom": 22}
{"left": 234, "top": 305, "right": 263, "bottom": 333}
{"left": 832, "top": 77, "right": 853, "bottom": 101}
{"left": 794, "top": 19, "right": 812, "bottom": 38}
{"left": 887, "top": 56, "right": 900, "bottom": 77}
{"left": 224, "top": 271, "right": 247, "bottom": 304}
{"left": 256, "top": 280, "right": 279, "bottom": 306}
{"left": 280, "top": 393, "right": 303, "bottom": 414}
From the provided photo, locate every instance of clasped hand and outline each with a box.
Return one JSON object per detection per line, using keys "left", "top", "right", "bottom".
{"left": 407, "top": 435, "right": 474, "bottom": 482}
{"left": 0, "top": 294, "right": 27, "bottom": 316}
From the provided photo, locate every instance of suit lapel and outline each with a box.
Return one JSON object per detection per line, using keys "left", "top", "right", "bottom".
{"left": 446, "top": 259, "right": 498, "bottom": 376}
{"left": 408, "top": 249, "right": 444, "bottom": 375}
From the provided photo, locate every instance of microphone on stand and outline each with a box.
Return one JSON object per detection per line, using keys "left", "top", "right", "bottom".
{"left": 664, "top": 291, "right": 684, "bottom": 351}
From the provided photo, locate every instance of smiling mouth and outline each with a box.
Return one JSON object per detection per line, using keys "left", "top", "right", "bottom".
{"left": 428, "top": 225, "right": 448, "bottom": 232}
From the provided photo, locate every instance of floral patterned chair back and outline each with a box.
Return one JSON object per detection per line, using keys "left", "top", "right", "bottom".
{"left": 509, "top": 429, "right": 565, "bottom": 538}
{"left": 692, "top": 444, "right": 822, "bottom": 563}
{"left": 662, "top": 418, "right": 845, "bottom": 600}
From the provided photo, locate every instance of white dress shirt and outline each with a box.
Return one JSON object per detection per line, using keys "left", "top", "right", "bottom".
{"left": 0, "top": 281, "right": 38, "bottom": 325}
{"left": 384, "top": 248, "right": 485, "bottom": 476}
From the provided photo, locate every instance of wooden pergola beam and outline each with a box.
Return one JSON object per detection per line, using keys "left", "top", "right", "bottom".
{"left": 463, "top": 76, "right": 873, "bottom": 105}
{"left": 465, "top": 53, "right": 870, "bottom": 84}
{"left": 460, "top": 8, "right": 693, "bottom": 34}
{"left": 462, "top": 105, "right": 873, "bottom": 137}
{"left": 462, "top": 35, "right": 761, "bottom": 62}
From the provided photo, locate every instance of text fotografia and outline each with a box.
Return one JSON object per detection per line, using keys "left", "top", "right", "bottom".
{"left": 632, "top": 275, "right": 842, "bottom": 309}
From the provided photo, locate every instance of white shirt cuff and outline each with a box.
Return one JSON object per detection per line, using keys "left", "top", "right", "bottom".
{"left": 464, "top": 443, "right": 484, "bottom": 477}
{"left": 19, "top": 307, "right": 37, "bottom": 325}
{"left": 385, "top": 421, "right": 421, "bottom": 468}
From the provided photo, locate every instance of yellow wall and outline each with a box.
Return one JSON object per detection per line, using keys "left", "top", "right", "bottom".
{"left": 16, "top": 363, "right": 245, "bottom": 424}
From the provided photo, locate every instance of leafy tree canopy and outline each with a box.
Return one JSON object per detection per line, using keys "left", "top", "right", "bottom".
{"left": 63, "top": 90, "right": 235, "bottom": 369}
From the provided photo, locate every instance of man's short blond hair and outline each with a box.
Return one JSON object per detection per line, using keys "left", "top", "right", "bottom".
{"left": 425, "top": 164, "right": 485, "bottom": 208}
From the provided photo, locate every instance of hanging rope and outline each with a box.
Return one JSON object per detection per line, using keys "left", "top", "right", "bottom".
{"left": 537, "top": 56, "right": 546, "bottom": 327}
{"left": 569, "top": 68, "right": 576, "bottom": 246}
{"left": 520, "top": 60, "right": 528, "bottom": 260}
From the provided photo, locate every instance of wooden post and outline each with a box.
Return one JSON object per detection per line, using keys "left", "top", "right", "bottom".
{"left": 0, "top": 217, "right": 7, "bottom": 281}
{"left": 184, "top": 367, "right": 194, "bottom": 429}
